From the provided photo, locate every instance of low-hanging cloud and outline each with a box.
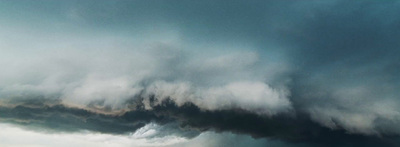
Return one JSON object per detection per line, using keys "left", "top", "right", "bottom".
{"left": 0, "top": 34, "right": 292, "bottom": 115}
{"left": 1, "top": 0, "right": 400, "bottom": 147}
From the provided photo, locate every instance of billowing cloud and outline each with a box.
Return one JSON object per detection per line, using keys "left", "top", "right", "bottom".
{"left": 1, "top": 0, "right": 400, "bottom": 147}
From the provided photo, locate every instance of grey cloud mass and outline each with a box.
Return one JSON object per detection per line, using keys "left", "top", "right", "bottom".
{"left": 1, "top": 0, "right": 400, "bottom": 147}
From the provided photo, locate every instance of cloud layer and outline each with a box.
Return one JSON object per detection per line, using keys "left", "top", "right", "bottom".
{"left": 1, "top": 0, "right": 400, "bottom": 146}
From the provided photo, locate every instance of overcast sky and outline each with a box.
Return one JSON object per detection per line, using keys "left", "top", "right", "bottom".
{"left": 1, "top": 0, "right": 400, "bottom": 147}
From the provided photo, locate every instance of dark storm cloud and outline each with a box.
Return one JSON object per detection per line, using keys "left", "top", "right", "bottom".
{"left": 278, "top": 1, "right": 400, "bottom": 134}
{"left": 0, "top": 98, "right": 200, "bottom": 138}
{"left": 1, "top": 0, "right": 400, "bottom": 146}
{"left": 1, "top": 98, "right": 399, "bottom": 147}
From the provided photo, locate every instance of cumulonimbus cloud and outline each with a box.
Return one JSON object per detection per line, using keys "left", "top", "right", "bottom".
{"left": 1, "top": 0, "right": 400, "bottom": 147}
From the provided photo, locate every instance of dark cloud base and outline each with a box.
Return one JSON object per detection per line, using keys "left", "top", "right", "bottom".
{"left": 1, "top": 98, "right": 398, "bottom": 147}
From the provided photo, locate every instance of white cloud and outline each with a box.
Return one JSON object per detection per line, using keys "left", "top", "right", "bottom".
{"left": 0, "top": 123, "right": 288, "bottom": 147}
{"left": 145, "top": 81, "right": 291, "bottom": 115}
{"left": 0, "top": 123, "right": 187, "bottom": 147}
{"left": 0, "top": 25, "right": 291, "bottom": 115}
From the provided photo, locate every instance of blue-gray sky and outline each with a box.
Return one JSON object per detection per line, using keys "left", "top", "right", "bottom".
{"left": 0, "top": 0, "right": 400, "bottom": 147}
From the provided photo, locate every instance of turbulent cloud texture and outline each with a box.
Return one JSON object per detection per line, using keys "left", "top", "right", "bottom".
{"left": 1, "top": 0, "right": 400, "bottom": 146}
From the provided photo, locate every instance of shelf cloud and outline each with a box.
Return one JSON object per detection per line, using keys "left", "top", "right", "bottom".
{"left": 1, "top": 0, "right": 400, "bottom": 146}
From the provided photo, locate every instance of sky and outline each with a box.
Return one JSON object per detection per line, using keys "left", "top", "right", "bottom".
{"left": 0, "top": 0, "right": 400, "bottom": 147}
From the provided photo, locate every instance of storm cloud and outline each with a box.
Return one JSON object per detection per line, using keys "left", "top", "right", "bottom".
{"left": 1, "top": 0, "right": 400, "bottom": 146}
